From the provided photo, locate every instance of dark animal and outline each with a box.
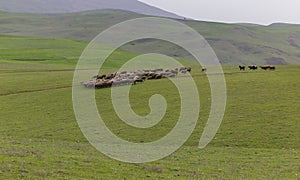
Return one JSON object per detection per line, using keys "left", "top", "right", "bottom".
{"left": 202, "top": 67, "right": 207, "bottom": 72}
{"left": 134, "top": 78, "right": 144, "bottom": 83}
{"left": 186, "top": 67, "right": 192, "bottom": 72}
{"left": 239, "top": 65, "right": 245, "bottom": 71}
{"left": 270, "top": 66, "right": 276, "bottom": 70}
{"left": 248, "top": 65, "right": 258, "bottom": 70}
{"left": 97, "top": 74, "right": 106, "bottom": 79}
{"left": 105, "top": 73, "right": 116, "bottom": 80}
{"left": 148, "top": 76, "right": 156, "bottom": 80}
{"left": 155, "top": 74, "right": 162, "bottom": 79}
{"left": 260, "top": 65, "right": 276, "bottom": 70}
{"left": 260, "top": 65, "right": 270, "bottom": 70}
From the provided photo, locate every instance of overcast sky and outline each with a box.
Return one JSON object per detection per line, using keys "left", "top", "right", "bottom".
{"left": 138, "top": 0, "right": 300, "bottom": 25}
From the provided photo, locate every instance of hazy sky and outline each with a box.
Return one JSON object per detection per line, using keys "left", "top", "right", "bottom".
{"left": 138, "top": 0, "right": 300, "bottom": 25}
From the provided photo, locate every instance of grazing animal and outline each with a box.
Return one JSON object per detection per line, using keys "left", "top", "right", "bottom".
{"left": 260, "top": 65, "right": 270, "bottom": 70}
{"left": 147, "top": 75, "right": 156, "bottom": 80}
{"left": 248, "top": 65, "right": 258, "bottom": 70}
{"left": 134, "top": 78, "right": 144, "bottom": 83}
{"left": 154, "top": 68, "right": 163, "bottom": 72}
{"left": 260, "top": 65, "right": 276, "bottom": 70}
{"left": 171, "top": 69, "right": 178, "bottom": 74}
{"left": 155, "top": 74, "right": 162, "bottom": 79}
{"left": 179, "top": 67, "right": 186, "bottom": 71}
{"left": 179, "top": 67, "right": 191, "bottom": 73}
{"left": 181, "top": 70, "right": 187, "bottom": 74}
{"left": 166, "top": 73, "right": 176, "bottom": 78}
{"left": 96, "top": 74, "right": 106, "bottom": 79}
{"left": 239, "top": 65, "right": 245, "bottom": 71}
{"left": 186, "top": 67, "right": 192, "bottom": 72}
{"left": 105, "top": 73, "right": 116, "bottom": 80}
{"left": 133, "top": 76, "right": 144, "bottom": 82}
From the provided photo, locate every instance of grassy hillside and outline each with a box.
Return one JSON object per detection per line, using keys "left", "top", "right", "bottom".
{"left": 122, "top": 21, "right": 300, "bottom": 65}
{"left": 0, "top": 10, "right": 300, "bottom": 65}
{"left": 0, "top": 35, "right": 86, "bottom": 65}
{"left": 0, "top": 35, "right": 299, "bottom": 179}
{"left": 0, "top": 34, "right": 153, "bottom": 68}
{"left": 0, "top": 10, "right": 144, "bottom": 40}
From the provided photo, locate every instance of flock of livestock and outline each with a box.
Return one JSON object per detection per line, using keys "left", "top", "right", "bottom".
{"left": 81, "top": 67, "right": 192, "bottom": 89}
{"left": 81, "top": 65, "right": 276, "bottom": 89}
{"left": 239, "top": 65, "right": 276, "bottom": 71}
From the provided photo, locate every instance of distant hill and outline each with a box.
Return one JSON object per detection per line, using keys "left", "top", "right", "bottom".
{"left": 269, "top": 23, "right": 300, "bottom": 27}
{"left": 0, "top": 10, "right": 299, "bottom": 65}
{"left": 0, "top": 0, "right": 182, "bottom": 19}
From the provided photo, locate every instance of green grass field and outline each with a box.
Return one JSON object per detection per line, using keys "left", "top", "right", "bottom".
{"left": 1, "top": 10, "right": 300, "bottom": 65}
{"left": 0, "top": 35, "right": 299, "bottom": 179}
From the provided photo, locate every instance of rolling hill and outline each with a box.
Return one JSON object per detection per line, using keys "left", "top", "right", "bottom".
{"left": 0, "top": 10, "right": 300, "bottom": 65}
{"left": 0, "top": 0, "right": 182, "bottom": 19}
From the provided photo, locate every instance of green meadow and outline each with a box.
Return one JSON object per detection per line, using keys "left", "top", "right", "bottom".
{"left": 0, "top": 35, "right": 299, "bottom": 179}
{"left": 1, "top": 10, "right": 300, "bottom": 65}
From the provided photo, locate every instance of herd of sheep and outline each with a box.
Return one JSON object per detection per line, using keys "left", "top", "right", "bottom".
{"left": 81, "top": 65, "right": 276, "bottom": 89}
{"left": 81, "top": 67, "right": 192, "bottom": 89}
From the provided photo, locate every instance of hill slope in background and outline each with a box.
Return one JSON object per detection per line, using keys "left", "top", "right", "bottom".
{"left": 0, "top": 0, "right": 182, "bottom": 19}
{"left": 0, "top": 10, "right": 300, "bottom": 65}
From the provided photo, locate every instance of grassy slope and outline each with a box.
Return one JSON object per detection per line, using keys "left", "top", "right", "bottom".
{"left": 0, "top": 35, "right": 299, "bottom": 179}
{"left": 0, "top": 10, "right": 144, "bottom": 40}
{"left": 0, "top": 35, "right": 86, "bottom": 66}
{"left": 0, "top": 10, "right": 300, "bottom": 65}
{"left": 0, "top": 34, "right": 150, "bottom": 68}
